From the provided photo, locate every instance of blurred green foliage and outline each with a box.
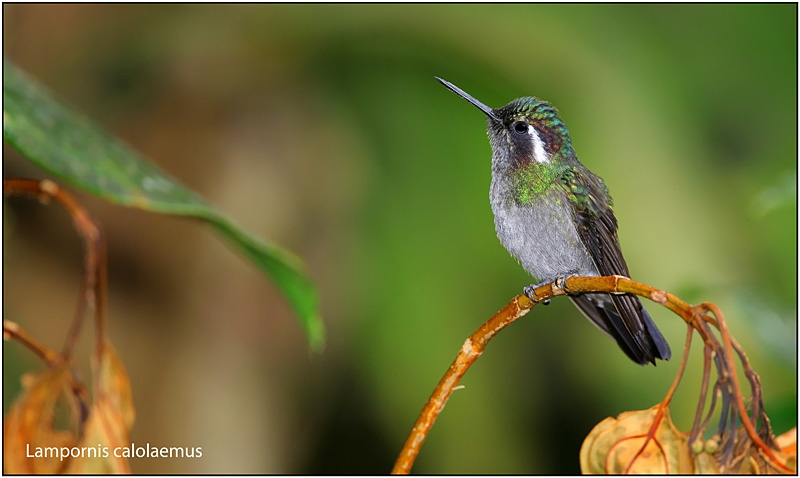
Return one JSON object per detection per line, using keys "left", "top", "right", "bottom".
{"left": 3, "top": 60, "right": 324, "bottom": 351}
{"left": 3, "top": 4, "right": 795, "bottom": 474}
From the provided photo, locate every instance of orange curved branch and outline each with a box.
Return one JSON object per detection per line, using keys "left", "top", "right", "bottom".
{"left": 391, "top": 275, "right": 790, "bottom": 474}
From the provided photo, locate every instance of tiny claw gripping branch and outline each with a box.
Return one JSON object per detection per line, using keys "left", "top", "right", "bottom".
{"left": 391, "top": 275, "right": 793, "bottom": 474}
{"left": 523, "top": 279, "right": 560, "bottom": 305}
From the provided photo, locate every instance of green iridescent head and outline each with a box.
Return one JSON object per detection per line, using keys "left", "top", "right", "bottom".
{"left": 436, "top": 77, "right": 574, "bottom": 167}
{"left": 494, "top": 97, "right": 572, "bottom": 153}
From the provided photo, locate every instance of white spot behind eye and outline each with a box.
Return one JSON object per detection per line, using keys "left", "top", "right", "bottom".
{"left": 529, "top": 126, "right": 550, "bottom": 164}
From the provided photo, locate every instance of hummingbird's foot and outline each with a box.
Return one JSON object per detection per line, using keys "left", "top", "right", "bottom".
{"left": 555, "top": 275, "right": 579, "bottom": 295}
{"left": 523, "top": 282, "right": 551, "bottom": 305}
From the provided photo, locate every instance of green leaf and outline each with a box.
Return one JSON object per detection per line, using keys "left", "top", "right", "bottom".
{"left": 2, "top": 59, "right": 324, "bottom": 352}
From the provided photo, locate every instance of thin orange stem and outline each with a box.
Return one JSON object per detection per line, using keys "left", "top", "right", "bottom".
{"left": 623, "top": 324, "right": 694, "bottom": 474}
{"left": 3, "top": 319, "right": 59, "bottom": 365}
{"left": 3, "top": 178, "right": 105, "bottom": 359}
{"left": 708, "top": 303, "right": 791, "bottom": 473}
{"left": 391, "top": 294, "right": 535, "bottom": 474}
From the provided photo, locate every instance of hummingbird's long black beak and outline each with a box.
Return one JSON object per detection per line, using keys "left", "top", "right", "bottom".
{"left": 435, "top": 77, "right": 501, "bottom": 123}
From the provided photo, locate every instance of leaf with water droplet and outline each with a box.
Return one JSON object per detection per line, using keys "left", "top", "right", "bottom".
{"left": 2, "top": 59, "right": 324, "bottom": 351}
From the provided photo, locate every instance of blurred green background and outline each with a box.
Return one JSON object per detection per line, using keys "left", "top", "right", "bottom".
{"left": 3, "top": 4, "right": 796, "bottom": 474}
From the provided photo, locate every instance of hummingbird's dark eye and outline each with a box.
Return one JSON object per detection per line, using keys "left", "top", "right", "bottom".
{"left": 512, "top": 121, "right": 529, "bottom": 134}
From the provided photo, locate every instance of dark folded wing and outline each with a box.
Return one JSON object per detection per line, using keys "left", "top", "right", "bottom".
{"left": 567, "top": 166, "right": 671, "bottom": 363}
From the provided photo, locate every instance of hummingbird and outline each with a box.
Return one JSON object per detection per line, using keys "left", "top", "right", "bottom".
{"left": 436, "top": 77, "right": 671, "bottom": 365}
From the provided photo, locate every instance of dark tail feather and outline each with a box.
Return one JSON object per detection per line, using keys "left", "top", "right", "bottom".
{"left": 640, "top": 306, "right": 671, "bottom": 360}
{"left": 570, "top": 295, "right": 649, "bottom": 364}
{"left": 570, "top": 294, "right": 671, "bottom": 366}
